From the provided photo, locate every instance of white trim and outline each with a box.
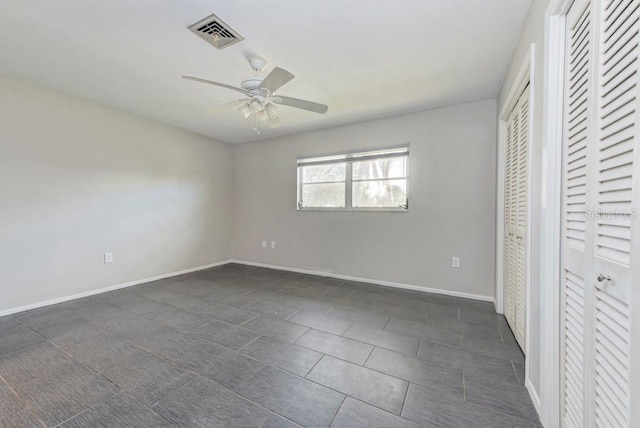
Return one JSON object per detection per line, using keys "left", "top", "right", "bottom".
{"left": 523, "top": 45, "right": 536, "bottom": 423}
{"left": 231, "top": 259, "right": 495, "bottom": 302}
{"left": 526, "top": 378, "right": 542, "bottom": 416}
{"left": 496, "top": 44, "right": 536, "bottom": 319}
{"left": 296, "top": 143, "right": 409, "bottom": 162}
{"left": 496, "top": 44, "right": 535, "bottom": 370}
{"left": 0, "top": 260, "right": 232, "bottom": 317}
{"left": 539, "top": 1, "right": 573, "bottom": 426}
{"left": 496, "top": 120, "right": 506, "bottom": 315}
{"left": 297, "top": 207, "right": 409, "bottom": 213}
{"left": 2, "top": 257, "right": 496, "bottom": 317}
{"left": 297, "top": 144, "right": 410, "bottom": 212}
{"left": 499, "top": 58, "right": 533, "bottom": 119}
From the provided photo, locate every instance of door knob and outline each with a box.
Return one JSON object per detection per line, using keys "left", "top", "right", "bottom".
{"left": 596, "top": 273, "right": 611, "bottom": 283}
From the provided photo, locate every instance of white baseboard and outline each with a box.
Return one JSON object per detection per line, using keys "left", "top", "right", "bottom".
{"left": 2, "top": 258, "right": 495, "bottom": 317}
{"left": 526, "top": 378, "right": 542, "bottom": 421}
{"left": 0, "top": 260, "right": 232, "bottom": 317}
{"left": 231, "top": 259, "right": 494, "bottom": 302}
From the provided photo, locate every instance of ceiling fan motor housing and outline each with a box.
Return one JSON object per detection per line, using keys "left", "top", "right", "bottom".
{"left": 241, "top": 76, "right": 264, "bottom": 91}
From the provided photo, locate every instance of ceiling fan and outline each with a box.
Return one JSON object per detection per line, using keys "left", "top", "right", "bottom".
{"left": 182, "top": 57, "right": 328, "bottom": 134}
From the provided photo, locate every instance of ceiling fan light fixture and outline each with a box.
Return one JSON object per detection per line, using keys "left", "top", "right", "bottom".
{"left": 266, "top": 103, "right": 279, "bottom": 119}
{"left": 257, "top": 110, "right": 269, "bottom": 122}
{"left": 249, "top": 99, "right": 263, "bottom": 112}
{"left": 238, "top": 103, "right": 251, "bottom": 119}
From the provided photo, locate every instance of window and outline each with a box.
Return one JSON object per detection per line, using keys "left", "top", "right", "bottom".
{"left": 297, "top": 145, "right": 409, "bottom": 211}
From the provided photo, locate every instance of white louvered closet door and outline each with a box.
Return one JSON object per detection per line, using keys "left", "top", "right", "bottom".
{"left": 503, "top": 84, "right": 530, "bottom": 351}
{"left": 515, "top": 88, "right": 529, "bottom": 348}
{"left": 561, "top": 0, "right": 639, "bottom": 426}
{"left": 561, "top": 1, "right": 593, "bottom": 425}
{"left": 504, "top": 116, "right": 516, "bottom": 332}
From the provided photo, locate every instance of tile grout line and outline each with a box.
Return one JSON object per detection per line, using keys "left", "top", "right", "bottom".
{"left": 239, "top": 300, "right": 257, "bottom": 310}
{"left": 237, "top": 313, "right": 261, "bottom": 327}
{"left": 362, "top": 345, "right": 376, "bottom": 367}
{"left": 266, "top": 365, "right": 411, "bottom": 423}
{"left": 51, "top": 326, "right": 210, "bottom": 409}
{"left": 235, "top": 334, "right": 263, "bottom": 354}
{"left": 228, "top": 368, "right": 324, "bottom": 425}
{"left": 283, "top": 308, "right": 302, "bottom": 321}
{"left": 32, "top": 340, "right": 133, "bottom": 428}
{"left": 382, "top": 316, "right": 392, "bottom": 330}
{"left": 297, "top": 350, "right": 430, "bottom": 403}
{"left": 0, "top": 373, "right": 48, "bottom": 428}
{"left": 399, "top": 381, "right": 411, "bottom": 419}
{"left": 307, "top": 347, "right": 369, "bottom": 369}
{"left": 303, "top": 353, "right": 326, "bottom": 378}
{"left": 11, "top": 317, "right": 48, "bottom": 340}
{"left": 267, "top": 411, "right": 303, "bottom": 427}
{"left": 327, "top": 395, "right": 348, "bottom": 427}
{"left": 510, "top": 360, "right": 522, "bottom": 384}
{"left": 462, "top": 370, "right": 467, "bottom": 401}
{"left": 8, "top": 319, "right": 147, "bottom": 402}
{"left": 52, "top": 398, "right": 105, "bottom": 428}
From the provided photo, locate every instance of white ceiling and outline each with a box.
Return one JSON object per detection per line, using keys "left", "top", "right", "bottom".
{"left": 0, "top": 0, "right": 532, "bottom": 143}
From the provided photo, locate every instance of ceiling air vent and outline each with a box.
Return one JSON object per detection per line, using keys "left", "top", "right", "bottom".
{"left": 188, "top": 13, "right": 243, "bottom": 50}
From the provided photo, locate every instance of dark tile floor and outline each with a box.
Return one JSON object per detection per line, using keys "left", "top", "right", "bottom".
{"left": 0, "top": 264, "right": 539, "bottom": 427}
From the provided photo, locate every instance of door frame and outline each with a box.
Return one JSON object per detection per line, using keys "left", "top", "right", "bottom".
{"left": 496, "top": 44, "right": 535, "bottom": 315}
{"left": 540, "top": 0, "right": 574, "bottom": 426}
{"left": 496, "top": 42, "right": 535, "bottom": 391}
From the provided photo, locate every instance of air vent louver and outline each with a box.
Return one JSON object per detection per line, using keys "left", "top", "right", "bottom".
{"left": 188, "top": 13, "right": 243, "bottom": 50}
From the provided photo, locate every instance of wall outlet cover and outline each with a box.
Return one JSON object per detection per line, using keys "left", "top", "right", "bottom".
{"left": 104, "top": 252, "right": 114, "bottom": 264}
{"left": 452, "top": 257, "right": 461, "bottom": 268}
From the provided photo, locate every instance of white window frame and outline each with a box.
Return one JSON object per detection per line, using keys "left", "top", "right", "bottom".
{"left": 297, "top": 144, "right": 410, "bottom": 212}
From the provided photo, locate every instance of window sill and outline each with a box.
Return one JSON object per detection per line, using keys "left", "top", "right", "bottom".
{"left": 297, "top": 208, "right": 409, "bottom": 213}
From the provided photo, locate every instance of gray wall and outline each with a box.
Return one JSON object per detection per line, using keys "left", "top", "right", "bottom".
{"left": 233, "top": 100, "right": 497, "bottom": 300}
{"left": 0, "top": 75, "right": 499, "bottom": 313}
{"left": 497, "top": 0, "right": 551, "bottom": 405}
{"left": 0, "top": 75, "right": 233, "bottom": 313}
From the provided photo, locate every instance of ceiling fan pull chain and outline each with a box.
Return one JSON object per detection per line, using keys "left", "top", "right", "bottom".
{"left": 253, "top": 115, "right": 257, "bottom": 134}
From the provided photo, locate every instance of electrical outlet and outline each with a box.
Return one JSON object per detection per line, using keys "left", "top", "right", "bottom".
{"left": 261, "top": 240, "right": 267, "bottom": 248}
{"left": 271, "top": 241, "right": 276, "bottom": 249}
{"left": 104, "top": 252, "right": 114, "bottom": 264}
{"left": 452, "top": 257, "right": 461, "bottom": 268}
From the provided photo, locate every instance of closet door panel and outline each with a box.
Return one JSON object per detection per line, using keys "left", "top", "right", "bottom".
{"left": 515, "top": 89, "right": 530, "bottom": 348}
{"left": 504, "top": 119, "right": 514, "bottom": 327}
{"left": 561, "top": 0, "right": 639, "bottom": 426}
{"left": 505, "top": 106, "right": 520, "bottom": 331}
{"left": 561, "top": 0, "right": 594, "bottom": 425}
{"left": 591, "top": 0, "right": 638, "bottom": 424}
{"left": 503, "top": 83, "right": 530, "bottom": 351}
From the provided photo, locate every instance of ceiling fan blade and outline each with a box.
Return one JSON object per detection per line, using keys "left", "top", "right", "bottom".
{"left": 204, "top": 99, "right": 249, "bottom": 115}
{"left": 268, "top": 117, "right": 282, "bottom": 128}
{"left": 259, "top": 67, "right": 294, "bottom": 93}
{"left": 275, "top": 95, "right": 328, "bottom": 114}
{"left": 182, "top": 75, "right": 249, "bottom": 95}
